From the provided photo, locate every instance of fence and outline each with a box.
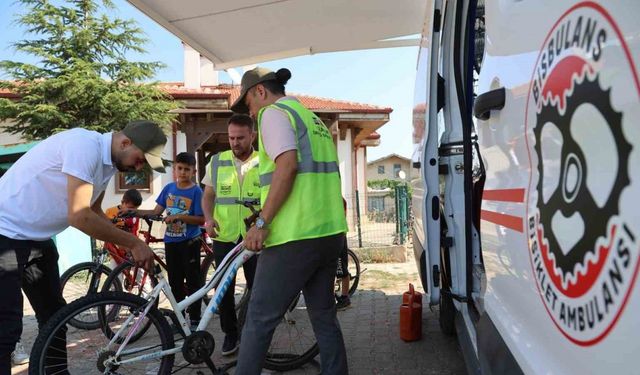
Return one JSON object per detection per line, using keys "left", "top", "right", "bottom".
{"left": 344, "top": 186, "right": 410, "bottom": 249}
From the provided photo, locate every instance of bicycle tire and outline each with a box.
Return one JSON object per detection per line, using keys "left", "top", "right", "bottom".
{"left": 102, "top": 261, "right": 159, "bottom": 342}
{"left": 103, "top": 261, "right": 159, "bottom": 299}
{"left": 29, "top": 291, "right": 175, "bottom": 375}
{"left": 237, "top": 291, "right": 319, "bottom": 372}
{"left": 346, "top": 249, "right": 361, "bottom": 296}
{"left": 60, "top": 262, "right": 121, "bottom": 330}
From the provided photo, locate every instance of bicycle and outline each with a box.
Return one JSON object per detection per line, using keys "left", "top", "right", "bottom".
{"left": 31, "top": 201, "right": 319, "bottom": 374}
{"left": 60, "top": 213, "right": 213, "bottom": 330}
{"left": 335, "top": 248, "right": 362, "bottom": 297}
{"left": 107, "top": 213, "right": 249, "bottom": 314}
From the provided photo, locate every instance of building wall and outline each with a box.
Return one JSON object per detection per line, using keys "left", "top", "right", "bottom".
{"left": 367, "top": 155, "right": 412, "bottom": 182}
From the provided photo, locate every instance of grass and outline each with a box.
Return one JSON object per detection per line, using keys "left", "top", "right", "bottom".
{"left": 359, "top": 269, "right": 417, "bottom": 290}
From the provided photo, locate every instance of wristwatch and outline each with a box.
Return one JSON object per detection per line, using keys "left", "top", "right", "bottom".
{"left": 256, "top": 215, "right": 268, "bottom": 230}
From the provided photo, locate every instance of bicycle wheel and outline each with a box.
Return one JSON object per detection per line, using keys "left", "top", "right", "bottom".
{"left": 346, "top": 249, "right": 361, "bottom": 296}
{"left": 60, "top": 262, "right": 121, "bottom": 330}
{"left": 237, "top": 292, "right": 319, "bottom": 372}
{"left": 103, "top": 261, "right": 159, "bottom": 300}
{"left": 200, "top": 252, "right": 249, "bottom": 312}
{"left": 335, "top": 249, "right": 361, "bottom": 297}
{"left": 29, "top": 291, "right": 175, "bottom": 375}
{"left": 102, "top": 261, "right": 160, "bottom": 341}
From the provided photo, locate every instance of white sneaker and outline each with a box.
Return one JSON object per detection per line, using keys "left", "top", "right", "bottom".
{"left": 11, "top": 341, "right": 29, "bottom": 365}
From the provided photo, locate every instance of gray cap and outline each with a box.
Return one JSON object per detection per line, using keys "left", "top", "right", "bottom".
{"left": 230, "top": 67, "right": 277, "bottom": 114}
{"left": 122, "top": 120, "right": 167, "bottom": 173}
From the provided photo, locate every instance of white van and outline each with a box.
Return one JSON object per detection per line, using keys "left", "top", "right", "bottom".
{"left": 411, "top": 0, "right": 640, "bottom": 373}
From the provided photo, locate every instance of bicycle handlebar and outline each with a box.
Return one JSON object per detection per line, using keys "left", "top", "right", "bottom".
{"left": 235, "top": 199, "right": 261, "bottom": 230}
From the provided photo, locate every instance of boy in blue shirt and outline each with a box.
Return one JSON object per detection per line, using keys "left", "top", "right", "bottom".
{"left": 134, "top": 152, "right": 205, "bottom": 328}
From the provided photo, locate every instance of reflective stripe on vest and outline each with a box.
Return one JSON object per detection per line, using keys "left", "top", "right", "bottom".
{"left": 259, "top": 103, "right": 340, "bottom": 186}
{"left": 257, "top": 100, "right": 347, "bottom": 247}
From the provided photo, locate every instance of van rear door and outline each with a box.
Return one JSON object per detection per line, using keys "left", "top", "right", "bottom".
{"left": 412, "top": 0, "right": 443, "bottom": 306}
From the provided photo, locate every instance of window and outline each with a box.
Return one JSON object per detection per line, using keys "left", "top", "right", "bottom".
{"left": 368, "top": 196, "right": 385, "bottom": 211}
{"left": 116, "top": 170, "right": 152, "bottom": 193}
{"left": 393, "top": 163, "right": 401, "bottom": 177}
{"left": 378, "top": 165, "right": 385, "bottom": 174}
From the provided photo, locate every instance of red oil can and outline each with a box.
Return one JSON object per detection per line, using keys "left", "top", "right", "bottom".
{"left": 399, "top": 283, "right": 422, "bottom": 341}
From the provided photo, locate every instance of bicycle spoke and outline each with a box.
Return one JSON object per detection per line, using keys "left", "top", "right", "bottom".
{"left": 33, "top": 293, "right": 174, "bottom": 374}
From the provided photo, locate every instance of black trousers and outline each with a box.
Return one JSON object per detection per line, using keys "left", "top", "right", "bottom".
{"left": 213, "top": 238, "right": 257, "bottom": 336}
{"left": 165, "top": 237, "right": 204, "bottom": 322}
{"left": 0, "top": 234, "right": 67, "bottom": 374}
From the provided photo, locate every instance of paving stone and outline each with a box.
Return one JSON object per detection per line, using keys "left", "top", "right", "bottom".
{"left": 12, "top": 258, "right": 466, "bottom": 375}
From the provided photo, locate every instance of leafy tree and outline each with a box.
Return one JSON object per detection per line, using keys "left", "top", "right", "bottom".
{"left": 367, "top": 178, "right": 411, "bottom": 198}
{"left": 0, "top": 0, "right": 178, "bottom": 140}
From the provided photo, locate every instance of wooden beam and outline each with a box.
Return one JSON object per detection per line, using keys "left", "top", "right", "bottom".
{"left": 339, "top": 122, "right": 347, "bottom": 141}
{"left": 182, "top": 118, "right": 228, "bottom": 154}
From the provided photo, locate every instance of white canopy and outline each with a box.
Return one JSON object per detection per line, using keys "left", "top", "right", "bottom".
{"left": 127, "top": 0, "right": 427, "bottom": 69}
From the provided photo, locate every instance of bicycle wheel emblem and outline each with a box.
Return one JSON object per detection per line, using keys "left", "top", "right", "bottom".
{"left": 525, "top": 2, "right": 640, "bottom": 345}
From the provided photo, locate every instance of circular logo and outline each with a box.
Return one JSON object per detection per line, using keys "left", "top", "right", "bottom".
{"left": 524, "top": 2, "right": 640, "bottom": 345}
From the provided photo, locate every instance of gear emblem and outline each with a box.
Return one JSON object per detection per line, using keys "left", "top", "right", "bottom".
{"left": 534, "top": 75, "right": 631, "bottom": 284}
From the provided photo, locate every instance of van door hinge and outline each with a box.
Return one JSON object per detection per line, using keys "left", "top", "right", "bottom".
{"left": 441, "top": 236, "right": 454, "bottom": 248}
{"left": 433, "top": 9, "right": 441, "bottom": 32}
{"left": 438, "top": 164, "right": 449, "bottom": 175}
{"left": 441, "top": 289, "right": 468, "bottom": 303}
{"left": 432, "top": 265, "right": 440, "bottom": 287}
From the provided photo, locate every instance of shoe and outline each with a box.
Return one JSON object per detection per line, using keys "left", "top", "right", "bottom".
{"left": 221, "top": 334, "right": 239, "bottom": 356}
{"left": 11, "top": 341, "right": 29, "bottom": 365}
{"left": 336, "top": 295, "right": 351, "bottom": 311}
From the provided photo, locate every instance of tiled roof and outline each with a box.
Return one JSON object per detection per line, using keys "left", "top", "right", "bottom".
{"left": 0, "top": 87, "right": 20, "bottom": 98}
{"left": 0, "top": 82, "right": 392, "bottom": 114}
{"left": 159, "top": 83, "right": 392, "bottom": 114}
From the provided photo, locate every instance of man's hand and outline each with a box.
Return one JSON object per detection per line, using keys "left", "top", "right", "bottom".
{"left": 244, "top": 225, "right": 268, "bottom": 251}
{"left": 128, "top": 241, "right": 156, "bottom": 273}
{"left": 205, "top": 219, "right": 220, "bottom": 238}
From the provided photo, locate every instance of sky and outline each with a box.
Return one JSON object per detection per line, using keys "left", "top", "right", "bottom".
{"left": 0, "top": 0, "right": 419, "bottom": 161}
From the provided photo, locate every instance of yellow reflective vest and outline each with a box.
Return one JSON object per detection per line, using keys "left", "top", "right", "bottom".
{"left": 257, "top": 99, "right": 347, "bottom": 247}
{"left": 210, "top": 150, "right": 261, "bottom": 243}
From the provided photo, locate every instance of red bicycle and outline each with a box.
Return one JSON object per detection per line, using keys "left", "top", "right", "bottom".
{"left": 59, "top": 213, "right": 214, "bottom": 329}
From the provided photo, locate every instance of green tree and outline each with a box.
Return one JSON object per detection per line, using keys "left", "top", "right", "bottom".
{"left": 367, "top": 178, "right": 412, "bottom": 197}
{"left": 0, "top": 0, "right": 178, "bottom": 140}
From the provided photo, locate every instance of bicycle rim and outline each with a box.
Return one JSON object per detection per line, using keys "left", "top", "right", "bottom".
{"left": 347, "top": 249, "right": 360, "bottom": 296}
{"left": 60, "top": 263, "right": 120, "bottom": 330}
{"left": 262, "top": 294, "right": 319, "bottom": 371}
{"left": 29, "top": 291, "right": 174, "bottom": 375}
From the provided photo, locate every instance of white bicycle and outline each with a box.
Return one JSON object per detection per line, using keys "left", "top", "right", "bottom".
{"left": 29, "top": 201, "right": 319, "bottom": 374}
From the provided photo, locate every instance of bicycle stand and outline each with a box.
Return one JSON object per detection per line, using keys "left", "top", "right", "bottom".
{"left": 198, "top": 359, "right": 237, "bottom": 375}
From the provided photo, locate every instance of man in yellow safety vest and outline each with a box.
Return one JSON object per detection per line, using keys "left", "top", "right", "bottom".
{"left": 231, "top": 67, "right": 349, "bottom": 374}
{"left": 201, "top": 114, "right": 260, "bottom": 356}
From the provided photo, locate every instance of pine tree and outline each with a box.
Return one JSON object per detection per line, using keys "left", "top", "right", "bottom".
{"left": 0, "top": 0, "right": 178, "bottom": 140}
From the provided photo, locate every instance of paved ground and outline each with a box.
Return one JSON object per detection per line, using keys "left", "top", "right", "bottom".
{"left": 12, "top": 253, "right": 466, "bottom": 374}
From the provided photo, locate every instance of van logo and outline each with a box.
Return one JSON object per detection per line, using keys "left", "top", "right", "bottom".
{"left": 524, "top": 2, "right": 639, "bottom": 346}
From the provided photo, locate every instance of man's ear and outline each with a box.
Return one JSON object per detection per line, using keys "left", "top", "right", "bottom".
{"left": 255, "top": 84, "right": 267, "bottom": 99}
{"left": 120, "top": 137, "right": 132, "bottom": 150}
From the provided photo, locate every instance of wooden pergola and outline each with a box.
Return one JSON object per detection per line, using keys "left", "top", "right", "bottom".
{"left": 164, "top": 83, "right": 392, "bottom": 184}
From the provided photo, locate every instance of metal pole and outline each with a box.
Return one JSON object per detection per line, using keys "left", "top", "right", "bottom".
{"left": 355, "top": 190, "right": 363, "bottom": 248}
{"left": 399, "top": 185, "right": 408, "bottom": 244}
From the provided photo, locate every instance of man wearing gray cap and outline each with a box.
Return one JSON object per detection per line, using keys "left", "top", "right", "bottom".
{"left": 0, "top": 120, "right": 166, "bottom": 372}
{"left": 231, "top": 67, "right": 348, "bottom": 374}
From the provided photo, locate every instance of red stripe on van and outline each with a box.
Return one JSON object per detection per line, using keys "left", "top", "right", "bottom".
{"left": 480, "top": 210, "right": 523, "bottom": 232}
{"left": 482, "top": 188, "right": 525, "bottom": 203}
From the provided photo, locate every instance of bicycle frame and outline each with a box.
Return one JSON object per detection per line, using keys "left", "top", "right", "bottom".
{"left": 105, "top": 240, "right": 255, "bottom": 367}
